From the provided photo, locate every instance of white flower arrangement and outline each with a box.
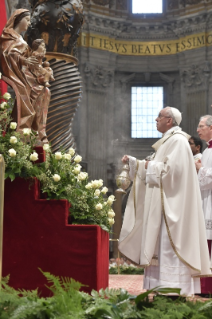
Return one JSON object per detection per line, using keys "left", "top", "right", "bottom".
{"left": 107, "top": 195, "right": 115, "bottom": 205}
{"left": 74, "top": 155, "right": 82, "bottom": 163}
{"left": 108, "top": 209, "right": 115, "bottom": 218}
{"left": 53, "top": 174, "right": 61, "bottom": 182}
{"left": 63, "top": 153, "right": 71, "bottom": 160}
{"left": 3, "top": 92, "right": 11, "bottom": 100}
{"left": 8, "top": 148, "right": 16, "bottom": 157}
{"left": 0, "top": 97, "right": 114, "bottom": 232}
{"left": 108, "top": 218, "right": 115, "bottom": 225}
{"left": 0, "top": 102, "right": 7, "bottom": 110}
{"left": 68, "top": 147, "right": 75, "bottom": 156}
{"left": 85, "top": 183, "right": 92, "bottom": 189}
{"left": 30, "top": 152, "right": 39, "bottom": 162}
{"left": 95, "top": 203, "right": 103, "bottom": 210}
{"left": 94, "top": 189, "right": 101, "bottom": 197}
{"left": 22, "top": 128, "right": 31, "bottom": 136}
{"left": 10, "top": 136, "right": 18, "bottom": 144}
{"left": 101, "top": 187, "right": 108, "bottom": 194}
{"left": 78, "top": 172, "right": 88, "bottom": 181}
{"left": 43, "top": 144, "right": 50, "bottom": 151}
{"left": 55, "top": 152, "right": 62, "bottom": 160}
{"left": 10, "top": 122, "right": 17, "bottom": 130}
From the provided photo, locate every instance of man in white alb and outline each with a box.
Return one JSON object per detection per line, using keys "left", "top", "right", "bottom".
{"left": 119, "top": 107, "right": 211, "bottom": 296}
{"left": 196, "top": 115, "right": 212, "bottom": 295}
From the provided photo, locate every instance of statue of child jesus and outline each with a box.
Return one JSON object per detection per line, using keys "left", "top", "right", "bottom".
{"left": 30, "top": 39, "right": 55, "bottom": 87}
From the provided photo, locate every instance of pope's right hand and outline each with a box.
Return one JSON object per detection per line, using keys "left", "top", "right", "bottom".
{"left": 122, "top": 155, "right": 129, "bottom": 163}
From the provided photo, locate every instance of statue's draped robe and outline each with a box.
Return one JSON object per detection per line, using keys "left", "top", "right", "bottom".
{"left": 119, "top": 127, "right": 211, "bottom": 296}
{"left": 198, "top": 146, "right": 212, "bottom": 293}
{"left": 0, "top": 9, "right": 50, "bottom": 141}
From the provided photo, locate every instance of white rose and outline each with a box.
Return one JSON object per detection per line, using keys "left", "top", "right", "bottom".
{"left": 73, "top": 166, "right": 81, "bottom": 174}
{"left": 8, "top": 148, "right": 16, "bottom": 157}
{"left": 0, "top": 72, "right": 1, "bottom": 79}
{"left": 23, "top": 128, "right": 31, "bottom": 136}
{"left": 53, "top": 174, "right": 61, "bottom": 182}
{"left": 10, "top": 136, "right": 18, "bottom": 144}
{"left": 85, "top": 183, "right": 92, "bottom": 189}
{"left": 55, "top": 152, "right": 62, "bottom": 160}
{"left": 101, "top": 187, "right": 108, "bottom": 194}
{"left": 74, "top": 155, "right": 82, "bottom": 163}
{"left": 78, "top": 172, "right": 88, "bottom": 181}
{"left": 97, "top": 179, "right": 103, "bottom": 188}
{"left": 68, "top": 147, "right": 75, "bottom": 156}
{"left": 0, "top": 102, "right": 7, "bottom": 110}
{"left": 95, "top": 203, "right": 103, "bottom": 210}
{"left": 63, "top": 153, "right": 71, "bottom": 160}
{"left": 91, "top": 180, "right": 99, "bottom": 189}
{"left": 108, "top": 218, "right": 115, "bottom": 226}
{"left": 10, "top": 122, "right": 17, "bottom": 130}
{"left": 3, "top": 92, "right": 11, "bottom": 100}
{"left": 107, "top": 199, "right": 113, "bottom": 205}
{"left": 107, "top": 195, "right": 115, "bottom": 205}
{"left": 43, "top": 144, "right": 50, "bottom": 151}
{"left": 30, "top": 152, "right": 39, "bottom": 162}
{"left": 94, "top": 189, "right": 101, "bottom": 197}
{"left": 108, "top": 209, "right": 115, "bottom": 218}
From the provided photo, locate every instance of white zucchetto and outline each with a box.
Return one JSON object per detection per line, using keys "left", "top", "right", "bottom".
{"left": 170, "top": 107, "right": 182, "bottom": 125}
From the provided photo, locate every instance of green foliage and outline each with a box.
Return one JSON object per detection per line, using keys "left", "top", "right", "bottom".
{"left": 1, "top": 271, "right": 212, "bottom": 319}
{"left": 109, "top": 265, "right": 144, "bottom": 275}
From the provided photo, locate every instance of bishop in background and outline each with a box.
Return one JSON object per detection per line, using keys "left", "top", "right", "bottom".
{"left": 119, "top": 107, "right": 211, "bottom": 296}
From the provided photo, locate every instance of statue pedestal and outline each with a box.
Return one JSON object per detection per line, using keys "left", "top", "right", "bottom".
{"left": 3, "top": 177, "right": 109, "bottom": 296}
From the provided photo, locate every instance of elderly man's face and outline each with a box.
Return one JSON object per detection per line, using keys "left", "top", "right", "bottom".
{"left": 197, "top": 118, "right": 212, "bottom": 142}
{"left": 155, "top": 108, "right": 172, "bottom": 133}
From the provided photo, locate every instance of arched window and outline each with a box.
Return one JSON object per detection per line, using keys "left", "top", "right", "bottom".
{"left": 132, "top": 0, "right": 163, "bottom": 14}
{"left": 131, "top": 86, "right": 163, "bottom": 138}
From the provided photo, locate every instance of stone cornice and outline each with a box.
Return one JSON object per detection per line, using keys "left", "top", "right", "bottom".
{"left": 82, "top": 10, "right": 212, "bottom": 40}
{"left": 83, "top": 0, "right": 212, "bottom": 19}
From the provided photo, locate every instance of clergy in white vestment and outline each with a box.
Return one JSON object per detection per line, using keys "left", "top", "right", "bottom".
{"left": 196, "top": 115, "right": 212, "bottom": 295}
{"left": 119, "top": 107, "right": 211, "bottom": 296}
{"left": 189, "top": 136, "right": 203, "bottom": 162}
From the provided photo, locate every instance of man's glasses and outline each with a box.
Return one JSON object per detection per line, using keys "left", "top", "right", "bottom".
{"left": 197, "top": 125, "right": 207, "bottom": 129}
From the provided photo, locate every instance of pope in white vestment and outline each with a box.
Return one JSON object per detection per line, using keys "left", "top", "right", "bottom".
{"left": 119, "top": 107, "right": 211, "bottom": 296}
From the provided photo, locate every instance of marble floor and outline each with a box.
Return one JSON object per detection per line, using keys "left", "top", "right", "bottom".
{"left": 109, "top": 275, "right": 211, "bottom": 302}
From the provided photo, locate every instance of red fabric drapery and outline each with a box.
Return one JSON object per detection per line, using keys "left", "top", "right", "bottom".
{"left": 0, "top": 0, "right": 7, "bottom": 95}
{"left": 3, "top": 176, "right": 109, "bottom": 296}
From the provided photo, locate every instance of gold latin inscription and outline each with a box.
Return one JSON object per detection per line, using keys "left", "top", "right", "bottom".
{"left": 78, "top": 31, "right": 212, "bottom": 56}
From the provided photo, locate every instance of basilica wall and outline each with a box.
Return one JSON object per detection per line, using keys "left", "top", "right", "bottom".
{"left": 73, "top": 0, "right": 212, "bottom": 191}
{"left": 3, "top": 0, "right": 212, "bottom": 191}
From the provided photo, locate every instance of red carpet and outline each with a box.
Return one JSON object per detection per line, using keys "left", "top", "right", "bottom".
{"left": 3, "top": 177, "right": 109, "bottom": 296}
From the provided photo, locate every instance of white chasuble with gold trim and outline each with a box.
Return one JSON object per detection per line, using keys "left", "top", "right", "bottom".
{"left": 119, "top": 127, "right": 211, "bottom": 296}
